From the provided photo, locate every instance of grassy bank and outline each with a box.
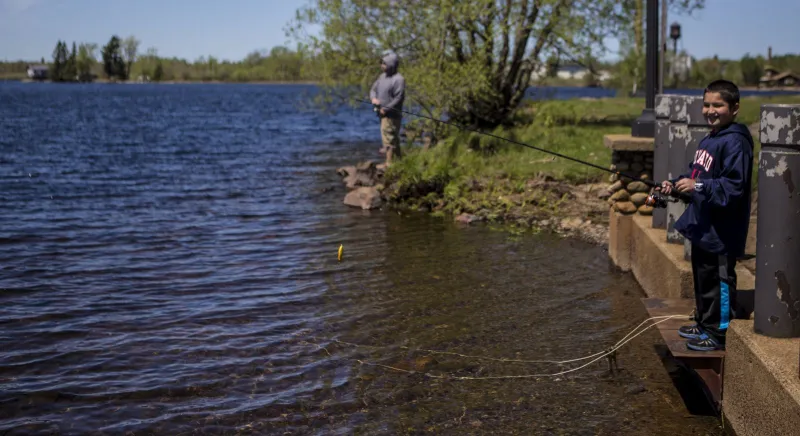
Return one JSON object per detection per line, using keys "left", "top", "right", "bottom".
{"left": 381, "top": 95, "right": 800, "bottom": 236}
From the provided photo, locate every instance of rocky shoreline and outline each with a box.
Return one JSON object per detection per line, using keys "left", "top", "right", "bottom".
{"left": 336, "top": 161, "right": 612, "bottom": 247}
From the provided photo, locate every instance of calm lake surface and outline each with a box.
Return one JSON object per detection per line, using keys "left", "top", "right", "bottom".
{"left": 1, "top": 83, "right": 724, "bottom": 435}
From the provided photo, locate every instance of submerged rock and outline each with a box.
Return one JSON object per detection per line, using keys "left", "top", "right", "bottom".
{"left": 455, "top": 213, "right": 477, "bottom": 224}
{"left": 343, "top": 187, "right": 383, "bottom": 210}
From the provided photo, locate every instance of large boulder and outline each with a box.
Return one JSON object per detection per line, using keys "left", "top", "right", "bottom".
{"left": 343, "top": 187, "right": 383, "bottom": 210}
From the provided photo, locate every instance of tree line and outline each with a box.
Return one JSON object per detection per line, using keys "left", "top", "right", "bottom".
{"left": 0, "top": 35, "right": 322, "bottom": 83}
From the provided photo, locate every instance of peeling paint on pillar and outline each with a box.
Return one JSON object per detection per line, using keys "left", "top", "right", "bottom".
{"left": 680, "top": 96, "right": 709, "bottom": 261}
{"left": 653, "top": 94, "right": 671, "bottom": 229}
{"left": 666, "top": 95, "right": 689, "bottom": 244}
{"left": 754, "top": 104, "right": 800, "bottom": 338}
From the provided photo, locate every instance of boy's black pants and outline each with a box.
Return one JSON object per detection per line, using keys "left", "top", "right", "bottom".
{"left": 691, "top": 243, "right": 738, "bottom": 344}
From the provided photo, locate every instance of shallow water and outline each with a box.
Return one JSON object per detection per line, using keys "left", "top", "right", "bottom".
{"left": 0, "top": 82, "right": 723, "bottom": 435}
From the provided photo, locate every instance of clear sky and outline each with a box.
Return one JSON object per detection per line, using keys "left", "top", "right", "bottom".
{"left": 1, "top": 0, "right": 798, "bottom": 63}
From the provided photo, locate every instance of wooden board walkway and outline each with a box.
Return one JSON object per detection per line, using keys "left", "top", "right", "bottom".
{"left": 641, "top": 298, "right": 725, "bottom": 411}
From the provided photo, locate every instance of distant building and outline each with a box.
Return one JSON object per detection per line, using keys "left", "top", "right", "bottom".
{"left": 26, "top": 64, "right": 48, "bottom": 80}
{"left": 530, "top": 64, "right": 611, "bottom": 82}
{"left": 759, "top": 66, "right": 799, "bottom": 88}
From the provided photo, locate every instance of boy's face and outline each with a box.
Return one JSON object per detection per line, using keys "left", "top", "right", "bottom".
{"left": 380, "top": 62, "right": 387, "bottom": 72}
{"left": 703, "top": 91, "right": 738, "bottom": 130}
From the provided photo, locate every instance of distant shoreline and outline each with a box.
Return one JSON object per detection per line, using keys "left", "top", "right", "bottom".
{"left": 7, "top": 78, "right": 320, "bottom": 85}
{"left": 4, "top": 78, "right": 800, "bottom": 94}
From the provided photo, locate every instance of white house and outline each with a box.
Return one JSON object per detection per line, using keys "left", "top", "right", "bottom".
{"left": 26, "top": 64, "right": 48, "bottom": 80}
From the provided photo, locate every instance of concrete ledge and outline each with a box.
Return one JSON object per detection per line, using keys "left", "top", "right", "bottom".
{"left": 608, "top": 210, "right": 754, "bottom": 299}
{"left": 603, "top": 134, "right": 655, "bottom": 151}
{"left": 608, "top": 208, "right": 632, "bottom": 271}
{"left": 724, "top": 320, "right": 800, "bottom": 436}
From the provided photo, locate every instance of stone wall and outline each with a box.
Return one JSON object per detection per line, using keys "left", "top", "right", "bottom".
{"left": 606, "top": 149, "right": 655, "bottom": 216}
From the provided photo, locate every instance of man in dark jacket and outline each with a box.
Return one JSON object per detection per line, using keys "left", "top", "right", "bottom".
{"left": 660, "top": 79, "right": 754, "bottom": 351}
{"left": 370, "top": 52, "right": 405, "bottom": 167}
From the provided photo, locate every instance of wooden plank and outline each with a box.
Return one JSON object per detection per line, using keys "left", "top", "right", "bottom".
{"left": 695, "top": 368, "right": 722, "bottom": 407}
{"left": 642, "top": 297, "right": 725, "bottom": 412}
{"left": 642, "top": 298, "right": 726, "bottom": 359}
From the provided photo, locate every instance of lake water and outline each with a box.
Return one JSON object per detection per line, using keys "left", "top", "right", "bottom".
{"left": 0, "top": 83, "right": 723, "bottom": 435}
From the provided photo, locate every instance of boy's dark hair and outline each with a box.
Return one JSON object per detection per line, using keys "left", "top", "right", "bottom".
{"left": 704, "top": 79, "right": 740, "bottom": 108}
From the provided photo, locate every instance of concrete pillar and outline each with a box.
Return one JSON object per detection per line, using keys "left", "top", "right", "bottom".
{"left": 682, "top": 96, "right": 706, "bottom": 261}
{"left": 753, "top": 104, "right": 800, "bottom": 338}
{"left": 653, "top": 94, "right": 671, "bottom": 229}
{"left": 666, "top": 95, "right": 689, "bottom": 244}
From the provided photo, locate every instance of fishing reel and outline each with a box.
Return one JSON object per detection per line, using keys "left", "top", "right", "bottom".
{"left": 644, "top": 191, "right": 672, "bottom": 209}
{"left": 373, "top": 104, "right": 382, "bottom": 117}
{"left": 645, "top": 190, "right": 689, "bottom": 208}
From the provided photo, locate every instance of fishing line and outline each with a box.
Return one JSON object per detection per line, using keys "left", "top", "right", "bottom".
{"left": 304, "top": 313, "right": 689, "bottom": 380}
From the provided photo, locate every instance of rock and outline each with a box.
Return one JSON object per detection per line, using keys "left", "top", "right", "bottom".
{"left": 638, "top": 204, "right": 654, "bottom": 215}
{"left": 342, "top": 161, "right": 382, "bottom": 190}
{"left": 337, "top": 166, "right": 356, "bottom": 177}
{"left": 639, "top": 173, "right": 651, "bottom": 181}
{"left": 632, "top": 154, "right": 644, "bottom": 162}
{"left": 627, "top": 181, "right": 650, "bottom": 193}
{"left": 608, "top": 181, "right": 624, "bottom": 192}
{"left": 614, "top": 201, "right": 638, "bottom": 214}
{"left": 626, "top": 384, "right": 647, "bottom": 395}
{"left": 560, "top": 217, "right": 583, "bottom": 231}
{"left": 631, "top": 162, "right": 645, "bottom": 173}
{"left": 630, "top": 192, "right": 649, "bottom": 207}
{"left": 343, "top": 187, "right": 383, "bottom": 210}
{"left": 609, "top": 189, "right": 630, "bottom": 203}
{"left": 455, "top": 213, "right": 479, "bottom": 224}
{"left": 609, "top": 173, "right": 619, "bottom": 183}
{"left": 645, "top": 156, "right": 654, "bottom": 163}
{"left": 598, "top": 190, "right": 612, "bottom": 200}
{"left": 615, "top": 162, "right": 630, "bottom": 171}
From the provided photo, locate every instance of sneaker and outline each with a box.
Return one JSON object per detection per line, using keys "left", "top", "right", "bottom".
{"left": 678, "top": 324, "right": 703, "bottom": 340}
{"left": 686, "top": 333, "right": 725, "bottom": 351}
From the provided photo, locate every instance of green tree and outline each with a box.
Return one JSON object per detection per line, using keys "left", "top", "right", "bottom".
{"left": 64, "top": 41, "right": 78, "bottom": 81}
{"left": 740, "top": 54, "right": 763, "bottom": 86}
{"left": 77, "top": 42, "right": 98, "bottom": 81}
{"left": 153, "top": 61, "right": 164, "bottom": 81}
{"left": 102, "top": 35, "right": 126, "bottom": 80}
{"left": 288, "top": 0, "right": 706, "bottom": 129}
{"left": 123, "top": 35, "right": 140, "bottom": 79}
{"left": 51, "top": 40, "right": 69, "bottom": 82}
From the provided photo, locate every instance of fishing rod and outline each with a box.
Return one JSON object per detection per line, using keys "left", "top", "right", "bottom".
{"left": 342, "top": 93, "right": 690, "bottom": 206}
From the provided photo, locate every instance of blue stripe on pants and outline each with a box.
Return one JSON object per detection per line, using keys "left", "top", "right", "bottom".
{"left": 720, "top": 281, "right": 730, "bottom": 330}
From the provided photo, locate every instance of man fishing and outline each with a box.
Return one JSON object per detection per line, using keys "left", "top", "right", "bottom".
{"left": 370, "top": 52, "right": 405, "bottom": 168}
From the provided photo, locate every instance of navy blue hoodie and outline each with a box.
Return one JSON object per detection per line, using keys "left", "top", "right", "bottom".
{"left": 671, "top": 122, "right": 754, "bottom": 257}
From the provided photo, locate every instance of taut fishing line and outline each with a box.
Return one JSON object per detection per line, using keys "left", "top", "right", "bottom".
{"left": 303, "top": 314, "right": 691, "bottom": 380}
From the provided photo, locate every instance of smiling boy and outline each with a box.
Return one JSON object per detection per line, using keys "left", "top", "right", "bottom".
{"left": 659, "top": 79, "right": 755, "bottom": 351}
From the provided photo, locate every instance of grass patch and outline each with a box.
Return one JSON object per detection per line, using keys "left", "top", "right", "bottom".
{"left": 384, "top": 95, "right": 800, "bottom": 222}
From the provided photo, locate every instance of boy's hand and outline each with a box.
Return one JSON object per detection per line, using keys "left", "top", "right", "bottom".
{"left": 660, "top": 181, "right": 674, "bottom": 194}
{"left": 371, "top": 98, "right": 381, "bottom": 105}
{"left": 675, "top": 178, "right": 696, "bottom": 193}
{"left": 379, "top": 108, "right": 386, "bottom": 115}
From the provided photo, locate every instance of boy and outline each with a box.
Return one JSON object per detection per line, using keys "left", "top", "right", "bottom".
{"left": 370, "top": 52, "right": 405, "bottom": 167}
{"left": 659, "top": 79, "right": 754, "bottom": 351}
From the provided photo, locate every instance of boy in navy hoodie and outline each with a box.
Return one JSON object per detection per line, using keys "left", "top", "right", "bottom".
{"left": 659, "top": 79, "right": 754, "bottom": 351}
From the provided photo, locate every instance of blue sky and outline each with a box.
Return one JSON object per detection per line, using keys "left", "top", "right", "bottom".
{"left": 0, "top": 0, "right": 798, "bottom": 63}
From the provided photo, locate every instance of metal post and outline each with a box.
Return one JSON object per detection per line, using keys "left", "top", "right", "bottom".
{"left": 682, "top": 95, "right": 706, "bottom": 260}
{"left": 753, "top": 104, "right": 800, "bottom": 338}
{"left": 653, "top": 94, "right": 671, "bottom": 228}
{"left": 631, "top": 0, "right": 659, "bottom": 138}
{"left": 666, "top": 95, "right": 688, "bottom": 244}
{"left": 659, "top": 0, "right": 667, "bottom": 94}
